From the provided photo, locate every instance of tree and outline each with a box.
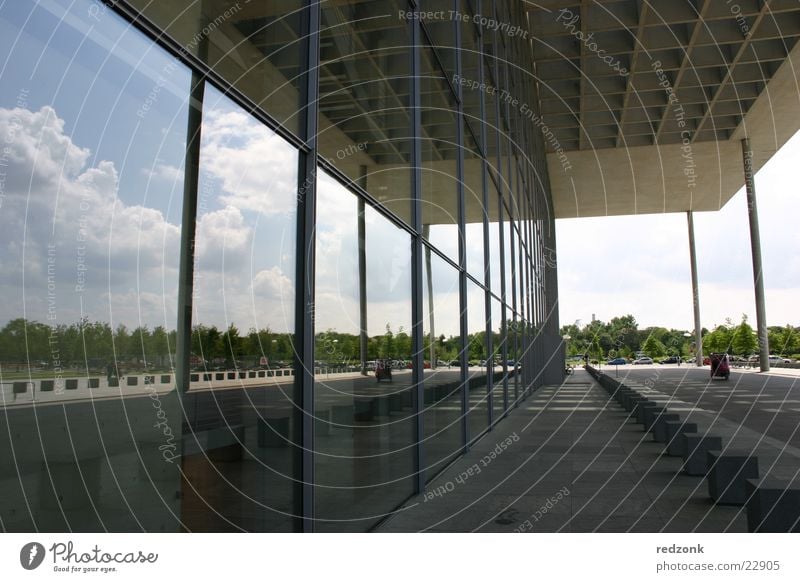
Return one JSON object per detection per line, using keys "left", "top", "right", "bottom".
{"left": 641, "top": 334, "right": 666, "bottom": 358}
{"left": 731, "top": 315, "right": 757, "bottom": 356}
{"left": 703, "top": 325, "right": 732, "bottom": 354}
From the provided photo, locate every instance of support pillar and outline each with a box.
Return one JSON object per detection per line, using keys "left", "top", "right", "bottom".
{"left": 358, "top": 167, "right": 368, "bottom": 376}
{"left": 741, "top": 138, "right": 770, "bottom": 372}
{"left": 686, "top": 211, "right": 703, "bottom": 366}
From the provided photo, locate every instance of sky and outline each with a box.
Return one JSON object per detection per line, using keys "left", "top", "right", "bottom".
{"left": 556, "top": 128, "right": 800, "bottom": 332}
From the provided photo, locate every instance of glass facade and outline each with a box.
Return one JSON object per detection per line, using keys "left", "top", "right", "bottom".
{"left": 0, "top": 0, "right": 560, "bottom": 532}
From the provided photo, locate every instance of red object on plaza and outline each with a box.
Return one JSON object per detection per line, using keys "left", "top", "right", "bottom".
{"left": 709, "top": 353, "right": 730, "bottom": 380}
{"left": 375, "top": 359, "right": 393, "bottom": 383}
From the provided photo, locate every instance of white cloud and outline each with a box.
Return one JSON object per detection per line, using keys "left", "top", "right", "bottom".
{"left": 0, "top": 105, "right": 182, "bottom": 328}
{"left": 199, "top": 107, "right": 298, "bottom": 216}
{"left": 556, "top": 130, "right": 800, "bottom": 330}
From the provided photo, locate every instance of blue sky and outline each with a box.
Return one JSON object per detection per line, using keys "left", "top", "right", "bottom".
{"left": 556, "top": 129, "right": 800, "bottom": 331}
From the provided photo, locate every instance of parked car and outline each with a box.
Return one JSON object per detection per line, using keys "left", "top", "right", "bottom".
{"left": 607, "top": 357, "right": 627, "bottom": 365}
{"left": 768, "top": 355, "right": 792, "bottom": 365}
{"left": 633, "top": 357, "right": 654, "bottom": 365}
{"left": 659, "top": 356, "right": 681, "bottom": 365}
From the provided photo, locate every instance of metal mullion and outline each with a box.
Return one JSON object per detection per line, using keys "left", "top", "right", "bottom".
{"left": 294, "top": 0, "right": 320, "bottom": 533}
{"left": 176, "top": 74, "right": 204, "bottom": 398}
{"left": 410, "top": 7, "right": 426, "bottom": 494}
{"left": 454, "top": 0, "right": 469, "bottom": 452}
{"left": 475, "top": 0, "right": 493, "bottom": 430}
{"left": 492, "top": 12, "right": 510, "bottom": 416}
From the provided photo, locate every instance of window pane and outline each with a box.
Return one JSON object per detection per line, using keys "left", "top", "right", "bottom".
{"left": 464, "top": 121, "right": 486, "bottom": 279}
{"left": 314, "top": 169, "right": 415, "bottom": 531}
{"left": 0, "top": 0, "right": 189, "bottom": 531}
{"left": 421, "top": 45, "right": 459, "bottom": 262}
{"left": 491, "top": 298, "right": 505, "bottom": 419}
{"left": 460, "top": 0, "right": 481, "bottom": 137}
{"left": 422, "top": 249, "right": 463, "bottom": 479}
{"left": 187, "top": 84, "right": 299, "bottom": 531}
{"left": 318, "top": 0, "right": 412, "bottom": 226}
{"left": 467, "top": 280, "right": 488, "bottom": 441}
{"left": 127, "top": 0, "right": 304, "bottom": 136}
{"left": 488, "top": 178, "right": 502, "bottom": 297}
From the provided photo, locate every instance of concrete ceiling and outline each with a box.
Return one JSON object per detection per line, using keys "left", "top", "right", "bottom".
{"left": 527, "top": 0, "right": 800, "bottom": 218}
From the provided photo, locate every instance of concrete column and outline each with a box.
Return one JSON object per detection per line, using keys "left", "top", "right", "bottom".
{"left": 741, "top": 138, "right": 770, "bottom": 372}
{"left": 686, "top": 211, "right": 703, "bottom": 366}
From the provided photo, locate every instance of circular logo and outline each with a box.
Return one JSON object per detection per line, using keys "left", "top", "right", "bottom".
{"left": 20, "top": 542, "right": 46, "bottom": 570}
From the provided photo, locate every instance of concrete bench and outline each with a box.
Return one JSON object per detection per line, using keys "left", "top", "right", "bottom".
{"left": 643, "top": 406, "right": 666, "bottom": 431}
{"left": 637, "top": 401, "right": 658, "bottom": 425}
{"left": 315, "top": 408, "right": 331, "bottom": 436}
{"left": 707, "top": 450, "right": 759, "bottom": 505}
{"left": 683, "top": 434, "right": 724, "bottom": 475}
{"left": 745, "top": 477, "right": 800, "bottom": 532}
{"left": 354, "top": 398, "right": 376, "bottom": 421}
{"left": 652, "top": 412, "right": 680, "bottom": 442}
{"left": 331, "top": 403, "right": 355, "bottom": 426}
{"left": 664, "top": 420, "right": 698, "bottom": 456}
{"left": 183, "top": 425, "right": 245, "bottom": 461}
{"left": 258, "top": 416, "right": 290, "bottom": 448}
{"left": 625, "top": 394, "right": 646, "bottom": 413}
{"left": 629, "top": 396, "right": 649, "bottom": 418}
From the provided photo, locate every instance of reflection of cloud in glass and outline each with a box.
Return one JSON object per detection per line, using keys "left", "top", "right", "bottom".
{"left": 0, "top": 105, "right": 182, "bottom": 328}
{"left": 192, "top": 86, "right": 297, "bottom": 334}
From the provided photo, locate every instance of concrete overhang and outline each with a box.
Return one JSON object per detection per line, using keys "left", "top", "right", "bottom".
{"left": 529, "top": 0, "right": 800, "bottom": 219}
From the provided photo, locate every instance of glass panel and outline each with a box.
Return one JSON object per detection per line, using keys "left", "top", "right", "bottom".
{"left": 421, "top": 45, "right": 459, "bottom": 262}
{"left": 487, "top": 178, "right": 502, "bottom": 297}
{"left": 504, "top": 201, "right": 515, "bottom": 306}
{"left": 422, "top": 249, "right": 464, "bottom": 479}
{"left": 491, "top": 298, "right": 505, "bottom": 419}
{"left": 0, "top": 0, "right": 188, "bottom": 531}
{"left": 483, "top": 57, "right": 500, "bottom": 176}
{"left": 467, "top": 280, "right": 488, "bottom": 441}
{"left": 464, "top": 121, "right": 486, "bottom": 279}
{"left": 424, "top": 0, "right": 458, "bottom": 78}
{"left": 187, "top": 84, "right": 299, "bottom": 532}
{"left": 318, "top": 0, "right": 412, "bottom": 226}
{"left": 460, "top": 0, "right": 481, "bottom": 136}
{"left": 127, "top": 0, "right": 304, "bottom": 136}
{"left": 314, "top": 169, "right": 415, "bottom": 531}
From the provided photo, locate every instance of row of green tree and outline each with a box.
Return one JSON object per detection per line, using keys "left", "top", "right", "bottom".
{"left": 559, "top": 314, "right": 799, "bottom": 361}
{"left": 1, "top": 318, "right": 534, "bottom": 372}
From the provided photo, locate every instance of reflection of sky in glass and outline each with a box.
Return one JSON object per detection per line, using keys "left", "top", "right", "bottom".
{"left": 315, "top": 169, "right": 413, "bottom": 336}
{"left": 192, "top": 84, "right": 298, "bottom": 333}
{"left": 0, "top": 0, "right": 189, "bottom": 329}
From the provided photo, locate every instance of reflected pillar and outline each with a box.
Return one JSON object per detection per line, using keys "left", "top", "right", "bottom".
{"left": 741, "top": 138, "right": 770, "bottom": 372}
{"left": 687, "top": 211, "right": 703, "bottom": 367}
{"left": 423, "top": 224, "right": 436, "bottom": 369}
{"left": 358, "top": 166, "right": 368, "bottom": 375}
